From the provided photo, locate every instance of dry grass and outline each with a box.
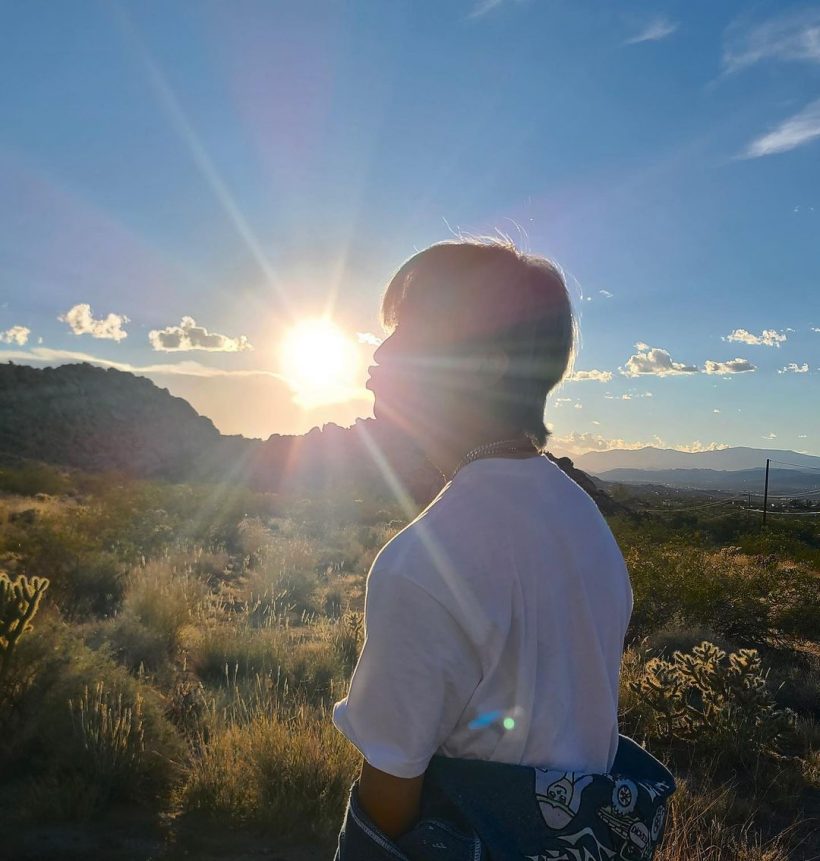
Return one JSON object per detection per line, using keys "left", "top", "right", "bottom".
{"left": 179, "top": 706, "right": 359, "bottom": 841}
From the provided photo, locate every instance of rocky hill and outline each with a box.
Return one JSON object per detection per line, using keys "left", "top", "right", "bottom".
{"left": 0, "top": 362, "right": 617, "bottom": 512}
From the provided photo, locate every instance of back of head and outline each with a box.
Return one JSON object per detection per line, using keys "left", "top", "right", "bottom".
{"left": 381, "top": 238, "right": 576, "bottom": 449}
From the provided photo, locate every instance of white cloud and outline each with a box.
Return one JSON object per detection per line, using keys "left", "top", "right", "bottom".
{"left": 812, "top": 327, "right": 820, "bottom": 333}
{"left": 599, "top": 289, "right": 614, "bottom": 299}
{"left": 625, "top": 17, "right": 678, "bottom": 45}
{"left": 798, "top": 434, "right": 807, "bottom": 439}
{"left": 703, "top": 358, "right": 757, "bottom": 375}
{"left": 568, "top": 369, "right": 613, "bottom": 382}
{"left": 59, "top": 303, "right": 129, "bottom": 341}
{"left": 725, "top": 327, "right": 787, "bottom": 347}
{"left": 550, "top": 432, "right": 659, "bottom": 454}
{"left": 357, "top": 332, "right": 382, "bottom": 347}
{"left": 148, "top": 316, "right": 252, "bottom": 352}
{"left": 762, "top": 432, "right": 777, "bottom": 440}
{"left": 605, "top": 390, "right": 653, "bottom": 400}
{"left": 778, "top": 362, "right": 809, "bottom": 374}
{"left": 723, "top": 8, "right": 820, "bottom": 72}
{"left": 549, "top": 431, "right": 728, "bottom": 456}
{"left": 675, "top": 441, "right": 732, "bottom": 453}
{"left": 743, "top": 99, "right": 820, "bottom": 159}
{"left": 713, "top": 409, "right": 720, "bottom": 413}
{"left": 620, "top": 343, "right": 698, "bottom": 377}
{"left": 573, "top": 403, "right": 583, "bottom": 409}
{"left": 0, "top": 325, "right": 30, "bottom": 346}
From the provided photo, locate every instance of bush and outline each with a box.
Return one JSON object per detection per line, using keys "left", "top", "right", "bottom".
{"left": 179, "top": 708, "right": 359, "bottom": 841}
{"left": 0, "top": 614, "right": 184, "bottom": 823}
{"left": 625, "top": 544, "right": 820, "bottom": 646}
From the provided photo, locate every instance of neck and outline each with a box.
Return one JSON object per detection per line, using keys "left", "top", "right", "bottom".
{"left": 421, "top": 424, "right": 535, "bottom": 480}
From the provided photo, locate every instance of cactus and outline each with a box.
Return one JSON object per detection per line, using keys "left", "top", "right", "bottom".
{"left": 630, "top": 640, "right": 796, "bottom": 755}
{"left": 0, "top": 571, "right": 49, "bottom": 684}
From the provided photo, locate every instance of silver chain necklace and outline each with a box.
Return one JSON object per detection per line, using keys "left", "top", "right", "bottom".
{"left": 449, "top": 437, "right": 539, "bottom": 482}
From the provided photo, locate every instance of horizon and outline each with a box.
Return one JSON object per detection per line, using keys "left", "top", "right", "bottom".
{"left": 1, "top": 1, "right": 819, "bottom": 456}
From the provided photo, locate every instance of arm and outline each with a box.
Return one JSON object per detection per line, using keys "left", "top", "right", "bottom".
{"left": 357, "top": 758, "right": 425, "bottom": 839}
{"left": 332, "top": 569, "right": 482, "bottom": 837}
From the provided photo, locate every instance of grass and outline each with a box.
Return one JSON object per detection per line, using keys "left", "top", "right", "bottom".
{"left": 0, "top": 461, "right": 817, "bottom": 857}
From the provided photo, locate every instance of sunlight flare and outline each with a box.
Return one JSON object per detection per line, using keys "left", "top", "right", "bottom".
{"left": 280, "top": 318, "right": 362, "bottom": 407}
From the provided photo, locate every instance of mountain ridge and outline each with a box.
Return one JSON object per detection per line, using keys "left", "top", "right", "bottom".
{"left": 572, "top": 445, "right": 820, "bottom": 474}
{"left": 0, "top": 361, "right": 618, "bottom": 513}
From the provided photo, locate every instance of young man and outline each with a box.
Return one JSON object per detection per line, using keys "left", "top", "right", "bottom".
{"left": 332, "top": 239, "right": 637, "bottom": 846}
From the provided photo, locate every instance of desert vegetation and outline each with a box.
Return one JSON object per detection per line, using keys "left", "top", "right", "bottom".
{"left": 0, "top": 459, "right": 818, "bottom": 859}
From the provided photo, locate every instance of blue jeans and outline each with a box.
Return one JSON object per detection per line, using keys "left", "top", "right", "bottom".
{"left": 333, "top": 735, "right": 675, "bottom": 861}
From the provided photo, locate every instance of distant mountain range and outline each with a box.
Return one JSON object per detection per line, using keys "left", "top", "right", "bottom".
{"left": 573, "top": 446, "right": 820, "bottom": 474}
{"left": 595, "top": 467, "right": 819, "bottom": 495}
{"left": 0, "top": 361, "right": 617, "bottom": 512}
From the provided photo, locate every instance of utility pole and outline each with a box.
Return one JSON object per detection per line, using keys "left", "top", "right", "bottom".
{"left": 762, "top": 458, "right": 770, "bottom": 525}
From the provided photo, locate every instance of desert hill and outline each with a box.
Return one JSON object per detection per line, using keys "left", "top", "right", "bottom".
{"left": 0, "top": 362, "right": 615, "bottom": 512}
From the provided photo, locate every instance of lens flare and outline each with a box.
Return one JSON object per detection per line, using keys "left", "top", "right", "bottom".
{"left": 280, "top": 318, "right": 360, "bottom": 407}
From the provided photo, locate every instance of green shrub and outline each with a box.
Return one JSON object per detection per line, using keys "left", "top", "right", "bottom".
{"left": 0, "top": 462, "right": 70, "bottom": 496}
{"left": 625, "top": 544, "right": 820, "bottom": 646}
{"left": 189, "top": 622, "right": 342, "bottom": 704}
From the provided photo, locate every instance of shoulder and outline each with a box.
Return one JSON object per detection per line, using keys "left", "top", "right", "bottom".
{"left": 371, "top": 476, "right": 489, "bottom": 573}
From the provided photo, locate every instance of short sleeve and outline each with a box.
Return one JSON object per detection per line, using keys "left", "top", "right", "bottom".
{"left": 332, "top": 568, "right": 482, "bottom": 778}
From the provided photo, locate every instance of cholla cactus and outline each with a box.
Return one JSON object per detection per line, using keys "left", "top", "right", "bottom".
{"left": 0, "top": 571, "right": 49, "bottom": 683}
{"left": 630, "top": 640, "right": 795, "bottom": 755}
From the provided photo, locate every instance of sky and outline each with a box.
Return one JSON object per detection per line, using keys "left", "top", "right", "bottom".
{"left": 1, "top": 0, "right": 818, "bottom": 456}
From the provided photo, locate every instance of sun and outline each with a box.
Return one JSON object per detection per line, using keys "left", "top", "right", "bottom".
{"left": 279, "top": 318, "right": 361, "bottom": 407}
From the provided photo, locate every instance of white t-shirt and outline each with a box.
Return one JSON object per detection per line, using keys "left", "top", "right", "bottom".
{"left": 332, "top": 453, "right": 633, "bottom": 779}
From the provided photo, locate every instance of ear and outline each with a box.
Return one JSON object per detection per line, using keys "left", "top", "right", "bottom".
{"left": 478, "top": 347, "right": 509, "bottom": 383}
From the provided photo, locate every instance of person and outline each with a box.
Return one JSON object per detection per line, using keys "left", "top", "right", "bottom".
{"left": 332, "top": 238, "right": 673, "bottom": 860}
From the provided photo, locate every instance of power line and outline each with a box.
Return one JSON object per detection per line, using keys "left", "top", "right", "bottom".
{"left": 637, "top": 496, "right": 747, "bottom": 513}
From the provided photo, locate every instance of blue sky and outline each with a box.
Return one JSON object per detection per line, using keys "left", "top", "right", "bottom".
{"left": 1, "top": 0, "right": 818, "bottom": 454}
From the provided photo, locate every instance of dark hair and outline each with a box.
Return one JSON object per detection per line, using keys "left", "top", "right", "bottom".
{"left": 380, "top": 238, "right": 576, "bottom": 449}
